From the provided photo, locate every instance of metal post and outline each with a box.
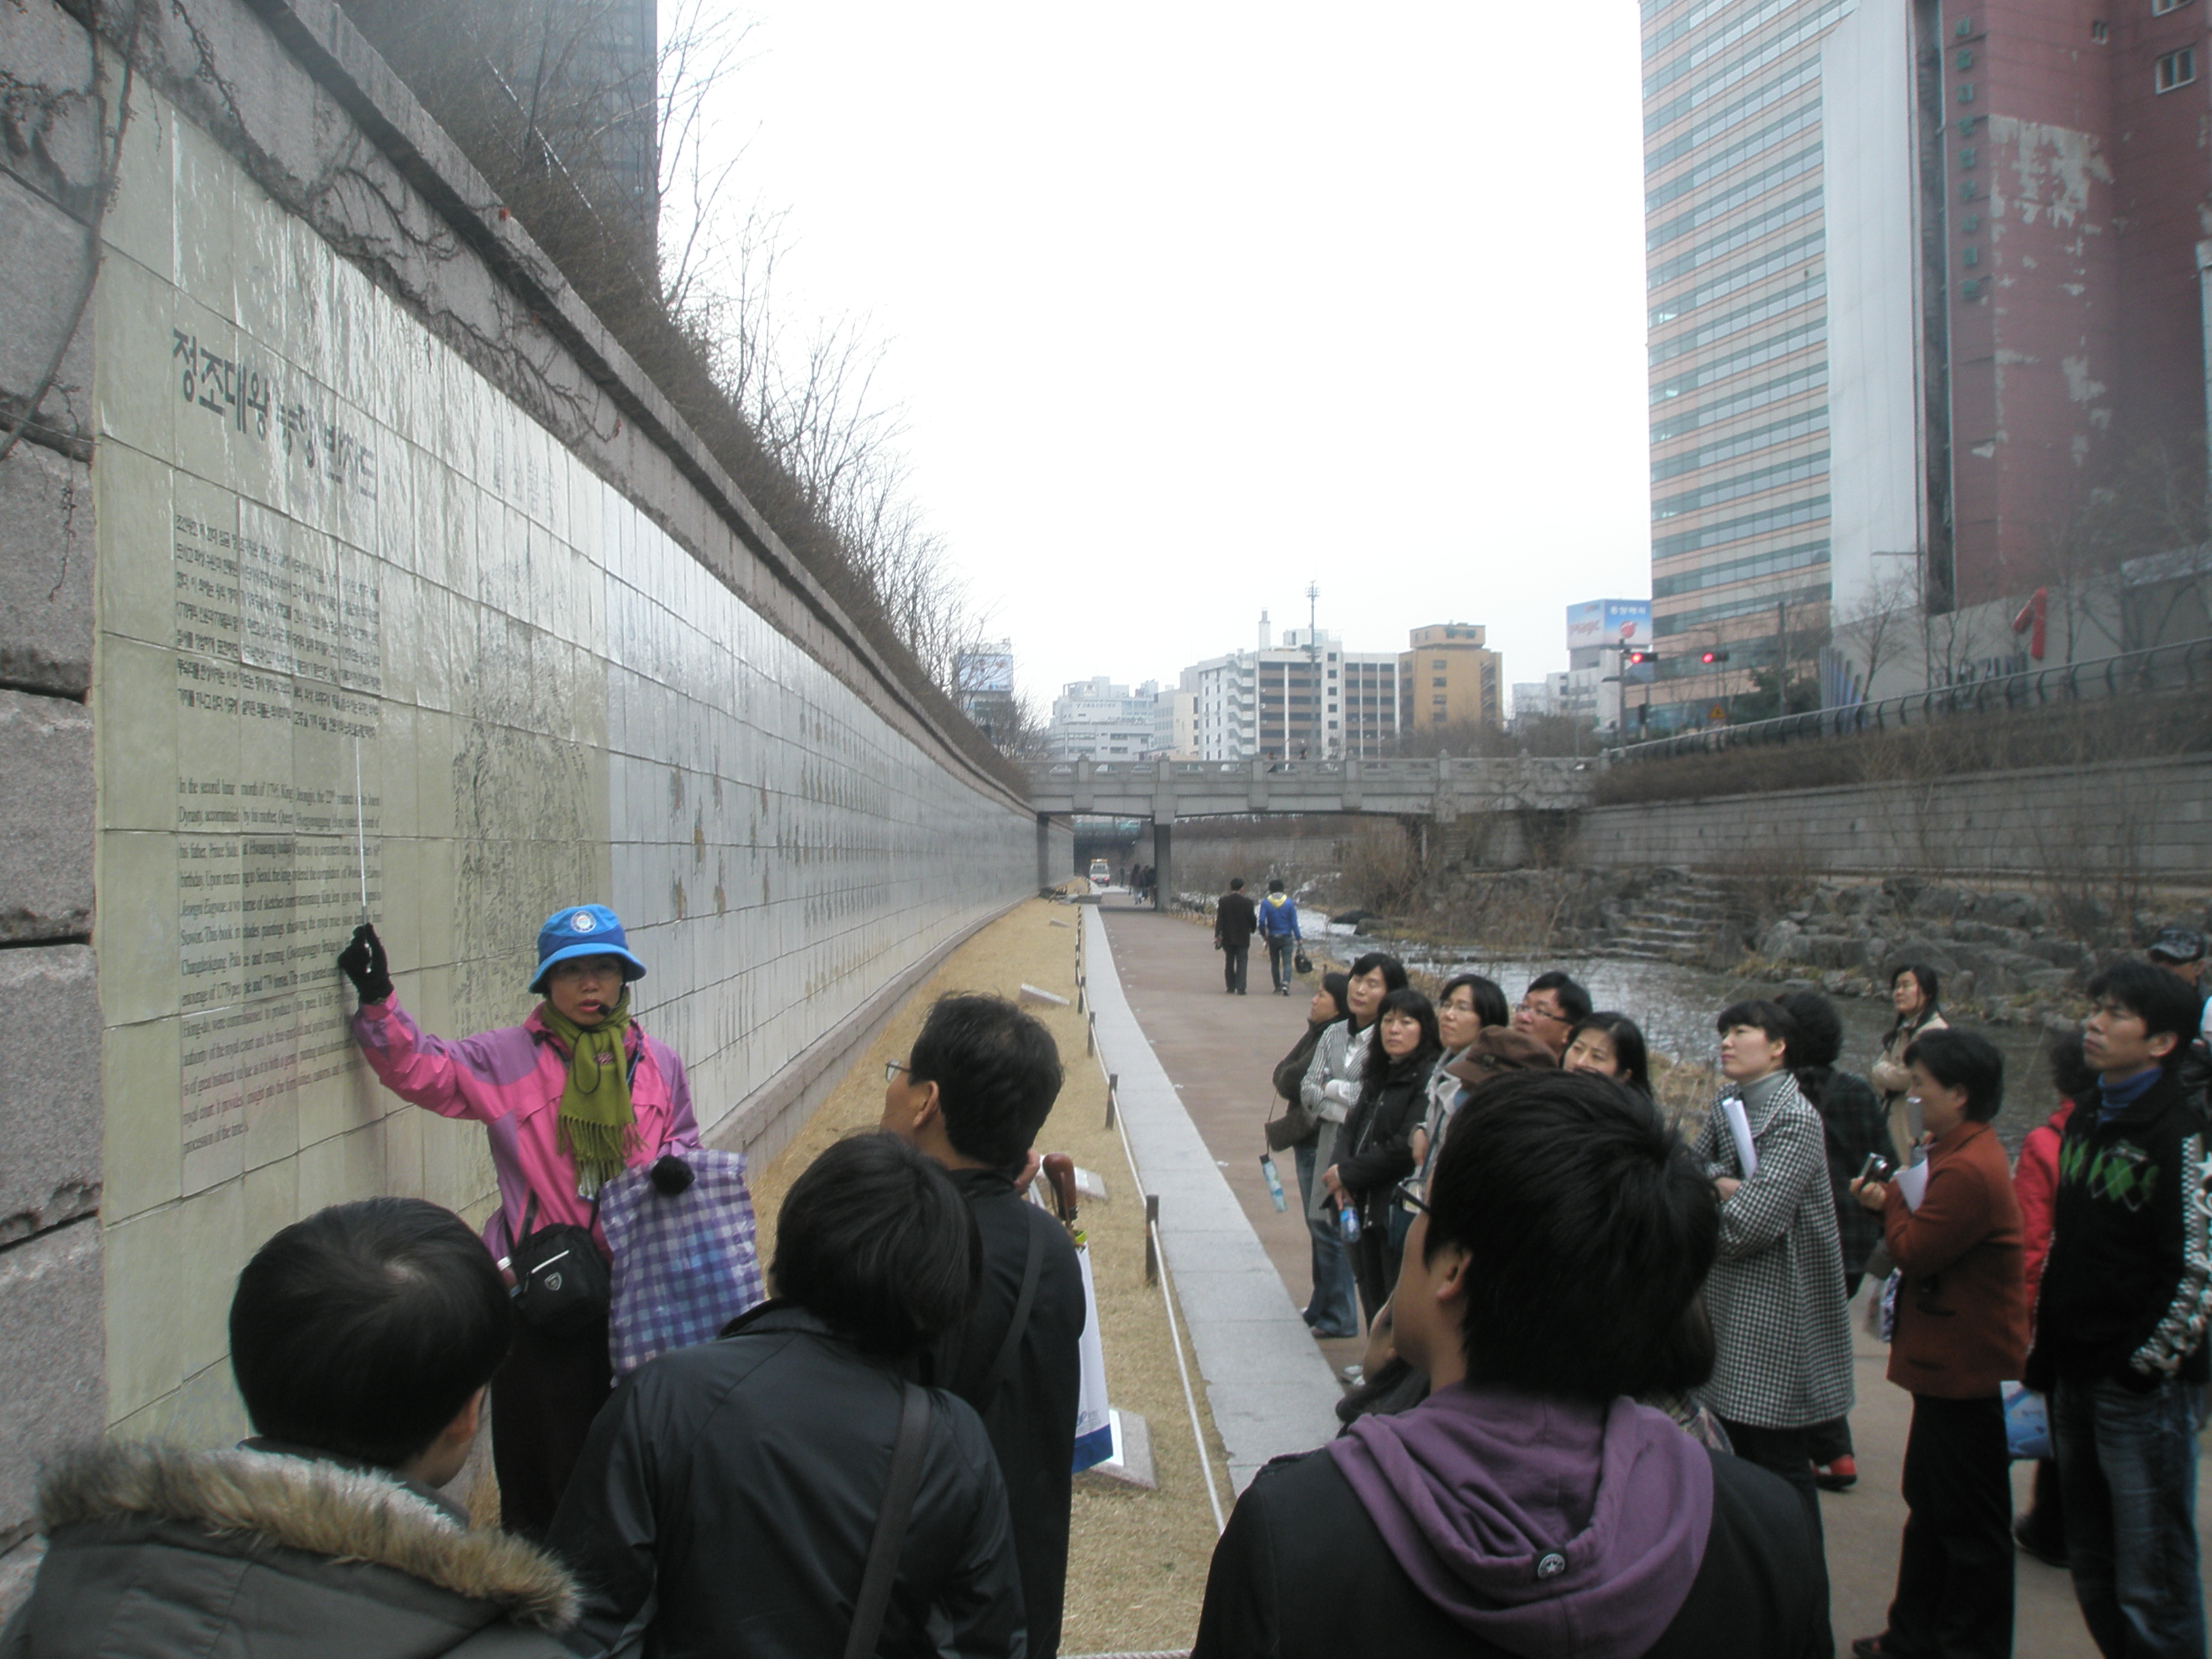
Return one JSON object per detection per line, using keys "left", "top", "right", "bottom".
{"left": 1144, "top": 1193, "right": 1160, "bottom": 1285}
{"left": 1086, "top": 1012, "right": 1096, "bottom": 1056}
{"left": 1105, "top": 1073, "right": 1118, "bottom": 1129}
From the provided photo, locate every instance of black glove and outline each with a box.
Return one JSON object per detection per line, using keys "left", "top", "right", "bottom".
{"left": 337, "top": 922, "right": 393, "bottom": 1004}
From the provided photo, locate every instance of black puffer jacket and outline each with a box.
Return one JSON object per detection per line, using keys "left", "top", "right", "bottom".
{"left": 1336, "top": 1054, "right": 1435, "bottom": 1230}
{"left": 0, "top": 1441, "right": 577, "bottom": 1658}
{"left": 548, "top": 1301, "right": 1024, "bottom": 1659}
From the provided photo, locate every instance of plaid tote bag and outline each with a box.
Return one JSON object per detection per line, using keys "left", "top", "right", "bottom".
{"left": 598, "top": 1149, "right": 766, "bottom": 1377}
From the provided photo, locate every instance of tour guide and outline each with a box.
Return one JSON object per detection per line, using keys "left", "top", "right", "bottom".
{"left": 337, "top": 905, "right": 701, "bottom": 1538}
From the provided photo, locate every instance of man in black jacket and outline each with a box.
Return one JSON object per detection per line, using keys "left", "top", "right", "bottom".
{"left": 2026, "top": 959, "right": 2212, "bottom": 1659}
{"left": 1215, "top": 878, "right": 1259, "bottom": 994}
{"left": 3, "top": 1199, "right": 579, "bottom": 1658}
{"left": 884, "top": 994, "right": 1085, "bottom": 1658}
{"left": 549, "top": 1136, "right": 1024, "bottom": 1659}
{"left": 1192, "top": 1071, "right": 1830, "bottom": 1659}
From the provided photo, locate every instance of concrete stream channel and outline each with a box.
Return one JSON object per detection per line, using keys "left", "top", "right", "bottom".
{"left": 1093, "top": 894, "right": 2194, "bottom": 1658}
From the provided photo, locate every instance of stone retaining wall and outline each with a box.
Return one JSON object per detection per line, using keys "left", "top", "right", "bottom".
{"left": 0, "top": 0, "right": 1031, "bottom": 1599}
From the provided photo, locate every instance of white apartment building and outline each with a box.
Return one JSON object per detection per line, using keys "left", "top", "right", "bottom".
{"left": 1183, "top": 616, "right": 1399, "bottom": 760}
{"left": 1044, "top": 676, "right": 1160, "bottom": 762}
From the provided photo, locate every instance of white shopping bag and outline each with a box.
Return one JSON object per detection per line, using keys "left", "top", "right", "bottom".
{"left": 1071, "top": 1244, "right": 1113, "bottom": 1471}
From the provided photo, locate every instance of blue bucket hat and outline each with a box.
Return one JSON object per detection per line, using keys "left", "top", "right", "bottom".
{"left": 530, "top": 904, "right": 648, "bottom": 994}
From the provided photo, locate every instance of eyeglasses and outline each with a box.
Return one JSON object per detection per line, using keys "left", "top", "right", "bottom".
{"left": 1514, "top": 1000, "right": 1566, "bottom": 1023}
{"left": 1391, "top": 1179, "right": 1431, "bottom": 1216}
{"left": 884, "top": 1061, "right": 913, "bottom": 1082}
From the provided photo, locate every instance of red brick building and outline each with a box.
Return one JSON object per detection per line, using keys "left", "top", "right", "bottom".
{"left": 1938, "top": 0, "right": 2211, "bottom": 607}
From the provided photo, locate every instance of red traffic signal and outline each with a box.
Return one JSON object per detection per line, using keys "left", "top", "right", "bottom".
{"left": 1699, "top": 650, "right": 1730, "bottom": 665}
{"left": 1626, "top": 650, "right": 1658, "bottom": 665}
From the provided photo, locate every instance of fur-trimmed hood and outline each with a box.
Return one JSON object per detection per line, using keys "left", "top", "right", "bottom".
{"left": 28, "top": 1440, "right": 575, "bottom": 1635}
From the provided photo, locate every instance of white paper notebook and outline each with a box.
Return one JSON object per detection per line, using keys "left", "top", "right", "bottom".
{"left": 1894, "top": 1160, "right": 1931, "bottom": 1212}
{"left": 1720, "top": 1097, "right": 1759, "bottom": 1178}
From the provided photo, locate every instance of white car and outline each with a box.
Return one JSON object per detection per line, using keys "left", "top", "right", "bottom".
{"left": 1088, "top": 859, "right": 1112, "bottom": 888}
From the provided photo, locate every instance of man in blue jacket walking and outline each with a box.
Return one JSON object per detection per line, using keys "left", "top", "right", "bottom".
{"left": 1259, "top": 879, "right": 1301, "bottom": 996}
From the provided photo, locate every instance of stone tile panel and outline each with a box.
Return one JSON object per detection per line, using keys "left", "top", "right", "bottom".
{"left": 0, "top": 442, "right": 92, "bottom": 695}
{"left": 0, "top": 945, "right": 98, "bottom": 1244}
{"left": 0, "top": 689, "right": 92, "bottom": 940}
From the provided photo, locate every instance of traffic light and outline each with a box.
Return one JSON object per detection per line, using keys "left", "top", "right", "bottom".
{"left": 1626, "top": 650, "right": 1658, "bottom": 666}
{"left": 1699, "top": 650, "right": 1731, "bottom": 665}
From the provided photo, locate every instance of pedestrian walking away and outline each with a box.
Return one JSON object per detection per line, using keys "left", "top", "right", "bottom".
{"left": 336, "top": 906, "right": 702, "bottom": 1540}
{"left": 1258, "top": 878, "right": 1302, "bottom": 995}
{"left": 1215, "top": 878, "right": 1259, "bottom": 995}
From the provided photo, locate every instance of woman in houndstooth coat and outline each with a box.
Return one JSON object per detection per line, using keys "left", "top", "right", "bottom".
{"left": 1691, "top": 999, "right": 1855, "bottom": 1543}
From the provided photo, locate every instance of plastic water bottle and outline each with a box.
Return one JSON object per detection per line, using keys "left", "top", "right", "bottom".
{"left": 1339, "top": 1202, "right": 1361, "bottom": 1243}
{"left": 1259, "top": 1153, "right": 1286, "bottom": 1212}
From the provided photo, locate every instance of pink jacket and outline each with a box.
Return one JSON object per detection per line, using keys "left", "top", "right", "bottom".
{"left": 352, "top": 996, "right": 702, "bottom": 1258}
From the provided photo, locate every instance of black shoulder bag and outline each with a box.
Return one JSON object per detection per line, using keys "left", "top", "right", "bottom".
{"left": 845, "top": 1382, "right": 933, "bottom": 1659}
{"left": 504, "top": 1189, "right": 611, "bottom": 1336}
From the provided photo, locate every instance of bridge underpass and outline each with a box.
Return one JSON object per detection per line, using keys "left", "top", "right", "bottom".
{"left": 1027, "top": 755, "right": 1595, "bottom": 899}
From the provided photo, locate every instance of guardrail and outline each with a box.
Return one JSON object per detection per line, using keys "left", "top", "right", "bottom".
{"left": 1610, "top": 636, "right": 2212, "bottom": 763}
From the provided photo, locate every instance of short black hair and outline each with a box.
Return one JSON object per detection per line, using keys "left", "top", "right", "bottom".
{"left": 1902, "top": 1027, "right": 2005, "bottom": 1122}
{"left": 1320, "top": 971, "right": 1351, "bottom": 1019}
{"left": 1566, "top": 1011, "right": 1652, "bottom": 1098}
{"left": 229, "top": 1198, "right": 510, "bottom": 1469}
{"left": 1268, "top": 878, "right": 1286, "bottom": 893}
{"left": 2085, "top": 958, "right": 2203, "bottom": 1065}
{"left": 1229, "top": 878, "right": 1245, "bottom": 890}
{"left": 909, "top": 994, "right": 1065, "bottom": 1168}
{"left": 1527, "top": 970, "right": 1592, "bottom": 1024}
{"left": 1440, "top": 973, "right": 1509, "bottom": 1032}
{"left": 1716, "top": 998, "right": 1798, "bottom": 1052}
{"left": 1774, "top": 990, "right": 1843, "bottom": 1071}
{"left": 1425, "top": 1072, "right": 1718, "bottom": 1401}
{"left": 1349, "top": 952, "right": 1409, "bottom": 992}
{"left": 2046, "top": 1028, "right": 2097, "bottom": 1101}
{"left": 772, "top": 1134, "right": 979, "bottom": 1359}
{"left": 1889, "top": 963, "right": 1942, "bottom": 1007}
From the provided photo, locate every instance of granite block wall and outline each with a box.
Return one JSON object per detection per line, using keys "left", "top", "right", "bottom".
{"left": 1572, "top": 752, "right": 2212, "bottom": 880}
{"left": 0, "top": 0, "right": 1033, "bottom": 1601}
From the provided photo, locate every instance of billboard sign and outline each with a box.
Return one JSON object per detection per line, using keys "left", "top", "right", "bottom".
{"left": 1565, "top": 599, "right": 1652, "bottom": 653}
{"left": 956, "top": 647, "right": 1015, "bottom": 694}
{"left": 1605, "top": 600, "right": 1652, "bottom": 651}
{"left": 1565, "top": 600, "right": 1605, "bottom": 653}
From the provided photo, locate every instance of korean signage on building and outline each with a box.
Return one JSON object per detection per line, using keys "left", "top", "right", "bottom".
{"left": 1565, "top": 599, "right": 1653, "bottom": 653}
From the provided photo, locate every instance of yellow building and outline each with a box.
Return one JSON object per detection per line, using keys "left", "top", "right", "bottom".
{"left": 1397, "top": 623, "right": 1504, "bottom": 731}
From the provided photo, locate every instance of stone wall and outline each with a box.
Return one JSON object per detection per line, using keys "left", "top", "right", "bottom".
{"left": 0, "top": 0, "right": 1032, "bottom": 1600}
{"left": 1571, "top": 752, "right": 2212, "bottom": 880}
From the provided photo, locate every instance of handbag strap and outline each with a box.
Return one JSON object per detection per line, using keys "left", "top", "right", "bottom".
{"left": 981, "top": 1221, "right": 1045, "bottom": 1408}
{"left": 844, "top": 1382, "right": 932, "bottom": 1659}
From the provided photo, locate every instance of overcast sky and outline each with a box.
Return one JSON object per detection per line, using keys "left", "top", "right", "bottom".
{"left": 697, "top": 3, "right": 1653, "bottom": 710}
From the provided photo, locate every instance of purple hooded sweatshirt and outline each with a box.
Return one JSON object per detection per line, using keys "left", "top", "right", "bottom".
{"left": 1327, "top": 1382, "right": 1714, "bottom": 1659}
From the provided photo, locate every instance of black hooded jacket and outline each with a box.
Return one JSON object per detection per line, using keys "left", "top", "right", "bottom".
{"left": 547, "top": 1302, "right": 1023, "bottom": 1659}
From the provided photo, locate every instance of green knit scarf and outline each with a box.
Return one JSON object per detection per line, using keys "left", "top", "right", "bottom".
{"left": 539, "top": 989, "right": 636, "bottom": 1193}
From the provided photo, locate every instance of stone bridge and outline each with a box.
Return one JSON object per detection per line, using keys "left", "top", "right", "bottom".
{"left": 1025, "top": 756, "right": 1594, "bottom": 895}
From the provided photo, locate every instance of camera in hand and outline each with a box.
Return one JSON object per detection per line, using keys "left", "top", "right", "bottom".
{"left": 1858, "top": 1151, "right": 1896, "bottom": 1185}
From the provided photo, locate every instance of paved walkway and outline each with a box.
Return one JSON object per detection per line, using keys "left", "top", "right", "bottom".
{"left": 1082, "top": 904, "right": 1340, "bottom": 1491}
{"left": 1094, "top": 898, "right": 2146, "bottom": 1658}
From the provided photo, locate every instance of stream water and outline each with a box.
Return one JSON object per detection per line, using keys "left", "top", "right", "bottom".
{"left": 1319, "top": 928, "right": 2061, "bottom": 1156}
